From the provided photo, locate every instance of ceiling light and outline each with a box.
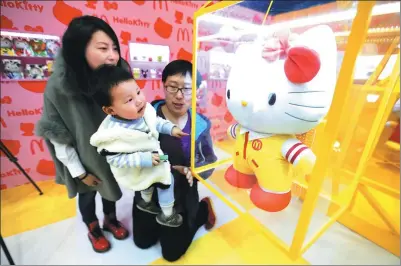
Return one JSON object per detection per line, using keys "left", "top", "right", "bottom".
{"left": 198, "top": 2, "right": 400, "bottom": 41}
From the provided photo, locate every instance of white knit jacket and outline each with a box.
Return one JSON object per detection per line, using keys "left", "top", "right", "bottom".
{"left": 90, "top": 103, "right": 171, "bottom": 191}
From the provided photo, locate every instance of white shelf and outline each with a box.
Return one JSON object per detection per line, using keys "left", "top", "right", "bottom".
{"left": 0, "top": 30, "right": 60, "bottom": 41}
{"left": 1, "top": 54, "right": 55, "bottom": 60}
{"left": 128, "top": 42, "right": 170, "bottom": 63}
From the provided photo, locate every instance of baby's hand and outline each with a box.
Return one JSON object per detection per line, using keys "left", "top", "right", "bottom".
{"left": 172, "top": 126, "right": 189, "bottom": 138}
{"left": 152, "top": 154, "right": 160, "bottom": 166}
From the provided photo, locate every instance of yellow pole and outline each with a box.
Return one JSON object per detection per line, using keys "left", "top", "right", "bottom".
{"left": 289, "top": 1, "right": 375, "bottom": 259}
{"left": 358, "top": 184, "right": 400, "bottom": 235}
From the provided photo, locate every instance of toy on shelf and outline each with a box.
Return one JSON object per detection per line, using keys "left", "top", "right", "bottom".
{"left": 46, "top": 60, "right": 54, "bottom": 74}
{"left": 1, "top": 36, "right": 15, "bottom": 56}
{"left": 141, "top": 69, "right": 149, "bottom": 79}
{"left": 224, "top": 25, "right": 337, "bottom": 212}
{"left": 150, "top": 69, "right": 157, "bottom": 79}
{"left": 156, "top": 68, "right": 163, "bottom": 79}
{"left": 13, "top": 37, "right": 33, "bottom": 56}
{"left": 25, "top": 64, "right": 46, "bottom": 79}
{"left": 29, "top": 38, "right": 48, "bottom": 57}
{"left": 2, "top": 59, "right": 24, "bottom": 79}
{"left": 133, "top": 68, "right": 141, "bottom": 79}
{"left": 46, "top": 39, "right": 61, "bottom": 58}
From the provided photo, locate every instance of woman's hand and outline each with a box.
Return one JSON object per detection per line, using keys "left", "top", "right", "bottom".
{"left": 172, "top": 165, "right": 193, "bottom": 187}
{"left": 78, "top": 173, "right": 102, "bottom": 187}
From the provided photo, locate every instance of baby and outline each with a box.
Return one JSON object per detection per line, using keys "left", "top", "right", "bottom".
{"left": 90, "top": 64, "right": 188, "bottom": 228}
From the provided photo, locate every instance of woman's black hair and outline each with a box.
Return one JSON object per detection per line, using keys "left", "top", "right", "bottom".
{"left": 62, "top": 15, "right": 122, "bottom": 96}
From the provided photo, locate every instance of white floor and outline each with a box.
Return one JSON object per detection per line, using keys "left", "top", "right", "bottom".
{"left": 0, "top": 185, "right": 238, "bottom": 265}
{"left": 2, "top": 183, "right": 399, "bottom": 265}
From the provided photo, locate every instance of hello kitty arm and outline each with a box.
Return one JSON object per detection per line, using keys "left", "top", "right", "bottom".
{"left": 226, "top": 123, "right": 240, "bottom": 140}
{"left": 281, "top": 138, "right": 316, "bottom": 177}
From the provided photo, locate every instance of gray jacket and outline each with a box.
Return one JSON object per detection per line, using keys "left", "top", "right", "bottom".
{"left": 35, "top": 50, "right": 129, "bottom": 201}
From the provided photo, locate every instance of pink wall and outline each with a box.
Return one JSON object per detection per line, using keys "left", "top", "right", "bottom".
{"left": 0, "top": 0, "right": 264, "bottom": 190}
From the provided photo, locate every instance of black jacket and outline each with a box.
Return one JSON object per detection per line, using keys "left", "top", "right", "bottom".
{"left": 134, "top": 100, "right": 217, "bottom": 229}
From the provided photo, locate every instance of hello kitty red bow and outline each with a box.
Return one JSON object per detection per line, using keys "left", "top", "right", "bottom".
{"left": 261, "top": 30, "right": 321, "bottom": 84}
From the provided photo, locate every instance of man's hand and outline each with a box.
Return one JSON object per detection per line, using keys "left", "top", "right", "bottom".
{"left": 152, "top": 154, "right": 161, "bottom": 166}
{"left": 172, "top": 165, "right": 193, "bottom": 187}
{"left": 172, "top": 126, "right": 189, "bottom": 138}
{"left": 79, "top": 173, "right": 102, "bottom": 187}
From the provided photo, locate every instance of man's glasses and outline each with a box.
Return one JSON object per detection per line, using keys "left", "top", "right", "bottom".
{"left": 165, "top": 85, "right": 192, "bottom": 96}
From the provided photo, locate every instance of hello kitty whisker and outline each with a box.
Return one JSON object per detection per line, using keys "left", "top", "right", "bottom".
{"left": 284, "top": 112, "right": 318, "bottom": 123}
{"left": 288, "top": 91, "right": 326, "bottom": 94}
{"left": 288, "top": 103, "right": 325, "bottom": 109}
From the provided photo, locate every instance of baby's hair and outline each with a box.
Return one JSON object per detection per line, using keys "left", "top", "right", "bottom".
{"left": 90, "top": 64, "right": 133, "bottom": 107}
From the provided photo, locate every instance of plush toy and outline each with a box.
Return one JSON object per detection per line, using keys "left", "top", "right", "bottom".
{"left": 2, "top": 59, "right": 24, "bottom": 79}
{"left": 224, "top": 25, "right": 337, "bottom": 212}
{"left": 13, "top": 37, "right": 33, "bottom": 56}
{"left": 46, "top": 40, "right": 61, "bottom": 58}
{"left": 29, "top": 39, "right": 48, "bottom": 57}
{"left": 25, "top": 64, "right": 46, "bottom": 79}
{"left": 1, "top": 36, "right": 15, "bottom": 56}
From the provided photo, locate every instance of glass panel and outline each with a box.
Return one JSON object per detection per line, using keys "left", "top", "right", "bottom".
{"left": 327, "top": 0, "right": 400, "bottom": 230}
{"left": 192, "top": 0, "right": 399, "bottom": 261}
{"left": 329, "top": 3, "right": 400, "bottom": 234}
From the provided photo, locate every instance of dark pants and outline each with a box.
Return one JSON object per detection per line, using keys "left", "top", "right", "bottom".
{"left": 78, "top": 191, "right": 116, "bottom": 226}
{"left": 132, "top": 196, "right": 208, "bottom": 262}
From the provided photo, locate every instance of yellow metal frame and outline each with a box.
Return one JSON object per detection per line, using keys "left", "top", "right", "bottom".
{"left": 191, "top": 0, "right": 379, "bottom": 261}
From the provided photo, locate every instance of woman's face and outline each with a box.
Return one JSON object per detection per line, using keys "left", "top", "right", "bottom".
{"left": 85, "top": 31, "right": 119, "bottom": 69}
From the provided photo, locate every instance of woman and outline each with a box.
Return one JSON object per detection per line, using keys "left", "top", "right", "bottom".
{"left": 132, "top": 60, "right": 218, "bottom": 262}
{"left": 36, "top": 16, "right": 129, "bottom": 253}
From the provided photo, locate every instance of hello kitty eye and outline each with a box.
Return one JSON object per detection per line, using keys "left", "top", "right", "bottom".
{"left": 226, "top": 89, "right": 231, "bottom": 100}
{"left": 268, "top": 93, "right": 276, "bottom": 106}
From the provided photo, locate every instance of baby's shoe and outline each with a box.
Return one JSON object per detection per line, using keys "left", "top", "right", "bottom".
{"left": 136, "top": 199, "right": 161, "bottom": 215}
{"left": 156, "top": 211, "right": 183, "bottom": 227}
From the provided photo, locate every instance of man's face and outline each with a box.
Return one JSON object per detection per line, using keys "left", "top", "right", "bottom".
{"left": 164, "top": 72, "right": 192, "bottom": 117}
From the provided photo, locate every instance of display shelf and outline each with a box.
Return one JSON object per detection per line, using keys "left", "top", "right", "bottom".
{"left": 128, "top": 42, "right": 170, "bottom": 80}
{"left": 197, "top": 49, "right": 234, "bottom": 81}
{"left": 0, "top": 78, "right": 48, "bottom": 82}
{"left": 1, "top": 30, "right": 60, "bottom": 82}
{"left": 1, "top": 54, "right": 55, "bottom": 60}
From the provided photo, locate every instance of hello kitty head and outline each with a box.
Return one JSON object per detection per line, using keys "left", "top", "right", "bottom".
{"left": 226, "top": 25, "right": 337, "bottom": 134}
{"left": 13, "top": 37, "right": 29, "bottom": 49}
{"left": 46, "top": 40, "right": 60, "bottom": 56}
{"left": 1, "top": 36, "right": 13, "bottom": 48}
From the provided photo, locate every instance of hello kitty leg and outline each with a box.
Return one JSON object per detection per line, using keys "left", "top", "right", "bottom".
{"left": 224, "top": 165, "right": 257, "bottom": 189}
{"left": 250, "top": 184, "right": 291, "bottom": 212}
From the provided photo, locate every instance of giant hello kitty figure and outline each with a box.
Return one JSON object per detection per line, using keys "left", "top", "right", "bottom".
{"left": 224, "top": 25, "right": 337, "bottom": 212}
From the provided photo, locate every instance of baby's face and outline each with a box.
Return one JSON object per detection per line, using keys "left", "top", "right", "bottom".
{"left": 107, "top": 79, "right": 147, "bottom": 120}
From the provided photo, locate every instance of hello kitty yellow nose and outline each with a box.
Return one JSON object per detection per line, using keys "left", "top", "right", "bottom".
{"left": 241, "top": 101, "right": 248, "bottom": 107}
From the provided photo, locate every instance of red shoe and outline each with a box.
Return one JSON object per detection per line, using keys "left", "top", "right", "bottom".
{"left": 224, "top": 165, "right": 257, "bottom": 189}
{"left": 201, "top": 197, "right": 216, "bottom": 230}
{"left": 103, "top": 216, "right": 129, "bottom": 240}
{"left": 88, "top": 221, "right": 111, "bottom": 253}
